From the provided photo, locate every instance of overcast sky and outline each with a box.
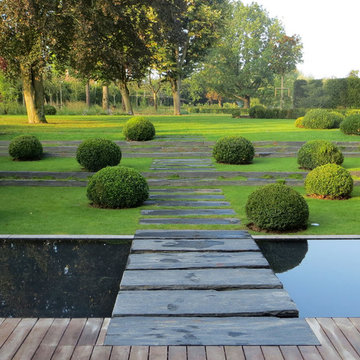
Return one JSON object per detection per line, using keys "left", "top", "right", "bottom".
{"left": 242, "top": 0, "right": 360, "bottom": 79}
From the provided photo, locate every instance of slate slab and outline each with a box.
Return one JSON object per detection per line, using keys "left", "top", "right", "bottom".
{"left": 143, "top": 200, "right": 230, "bottom": 207}
{"left": 105, "top": 316, "right": 319, "bottom": 345}
{"left": 135, "top": 230, "right": 251, "bottom": 239}
{"left": 141, "top": 209, "right": 235, "bottom": 216}
{"left": 148, "top": 194, "right": 225, "bottom": 200}
{"left": 112, "top": 289, "right": 297, "bottom": 317}
{"left": 120, "top": 268, "right": 282, "bottom": 290}
{"left": 126, "top": 251, "right": 268, "bottom": 270}
{"left": 131, "top": 239, "right": 260, "bottom": 252}
{"left": 139, "top": 218, "right": 240, "bottom": 225}
{"left": 149, "top": 189, "right": 222, "bottom": 193}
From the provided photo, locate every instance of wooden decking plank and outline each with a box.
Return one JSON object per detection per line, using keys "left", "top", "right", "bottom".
{"left": 187, "top": 346, "right": 206, "bottom": 360}
{"left": 131, "top": 239, "right": 260, "bottom": 253}
{"left": 109, "top": 346, "right": 131, "bottom": 360}
{"left": 12, "top": 318, "right": 54, "bottom": 360}
{"left": 51, "top": 345, "right": 76, "bottom": 360}
{"left": 70, "top": 345, "right": 93, "bottom": 360}
{"left": 0, "top": 318, "right": 36, "bottom": 360}
{"left": 105, "top": 317, "right": 319, "bottom": 346}
{"left": 0, "top": 318, "right": 21, "bottom": 348}
{"left": 224, "top": 346, "right": 246, "bottom": 360}
{"left": 279, "top": 346, "right": 303, "bottom": 360}
{"left": 169, "top": 346, "right": 187, "bottom": 360}
{"left": 112, "top": 289, "right": 298, "bottom": 317}
{"left": 305, "top": 318, "right": 341, "bottom": 360}
{"left": 349, "top": 317, "right": 360, "bottom": 333}
{"left": 333, "top": 318, "right": 360, "bottom": 356}
{"left": 120, "top": 268, "right": 282, "bottom": 290}
{"left": 58, "top": 318, "right": 87, "bottom": 346}
{"left": 243, "top": 346, "right": 264, "bottom": 360}
{"left": 298, "top": 346, "right": 323, "bottom": 360}
{"left": 77, "top": 318, "right": 103, "bottom": 346}
{"left": 206, "top": 346, "right": 226, "bottom": 360}
{"left": 90, "top": 345, "right": 112, "bottom": 360}
{"left": 129, "top": 346, "right": 149, "bottom": 360}
{"left": 96, "top": 318, "right": 110, "bottom": 346}
{"left": 261, "top": 346, "right": 284, "bottom": 360}
{"left": 317, "top": 318, "right": 360, "bottom": 359}
{"left": 149, "top": 346, "right": 168, "bottom": 360}
{"left": 126, "top": 252, "right": 268, "bottom": 270}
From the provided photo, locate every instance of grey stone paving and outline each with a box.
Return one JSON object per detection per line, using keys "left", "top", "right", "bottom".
{"left": 139, "top": 218, "right": 240, "bottom": 225}
{"left": 135, "top": 230, "right": 251, "bottom": 239}
{"left": 143, "top": 200, "right": 231, "bottom": 207}
{"left": 148, "top": 194, "right": 225, "bottom": 200}
{"left": 141, "top": 209, "right": 235, "bottom": 216}
{"left": 149, "top": 189, "right": 222, "bottom": 193}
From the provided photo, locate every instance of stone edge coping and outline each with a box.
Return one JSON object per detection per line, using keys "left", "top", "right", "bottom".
{"left": 253, "top": 235, "right": 360, "bottom": 240}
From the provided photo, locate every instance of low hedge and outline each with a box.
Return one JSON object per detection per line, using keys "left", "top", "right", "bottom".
{"left": 87, "top": 166, "right": 149, "bottom": 208}
{"left": 295, "top": 117, "right": 305, "bottom": 128}
{"left": 44, "top": 105, "right": 57, "bottom": 115}
{"left": 340, "top": 114, "right": 360, "bottom": 135}
{"left": 245, "top": 183, "right": 309, "bottom": 231}
{"left": 8, "top": 135, "right": 43, "bottom": 160}
{"left": 123, "top": 116, "right": 155, "bottom": 141}
{"left": 302, "top": 109, "right": 336, "bottom": 129}
{"left": 328, "top": 111, "right": 345, "bottom": 128}
{"left": 305, "top": 164, "right": 353, "bottom": 199}
{"left": 213, "top": 136, "right": 254, "bottom": 164}
{"left": 297, "top": 140, "right": 343, "bottom": 170}
{"left": 76, "top": 138, "right": 122, "bottom": 172}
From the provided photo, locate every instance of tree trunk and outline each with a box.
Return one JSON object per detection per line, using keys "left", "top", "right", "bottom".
{"left": 280, "top": 75, "right": 284, "bottom": 109}
{"left": 85, "top": 80, "right": 90, "bottom": 107}
{"left": 170, "top": 77, "right": 181, "bottom": 115}
{"left": 119, "top": 81, "right": 133, "bottom": 115}
{"left": 153, "top": 92, "right": 158, "bottom": 112}
{"left": 20, "top": 65, "right": 47, "bottom": 124}
{"left": 218, "top": 97, "right": 223, "bottom": 107}
{"left": 102, "top": 85, "right": 109, "bottom": 114}
{"left": 237, "top": 95, "right": 250, "bottom": 109}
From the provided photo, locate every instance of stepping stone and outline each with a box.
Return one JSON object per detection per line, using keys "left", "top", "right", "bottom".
{"left": 127, "top": 251, "right": 268, "bottom": 270}
{"left": 149, "top": 189, "right": 222, "bottom": 194}
{"left": 112, "top": 289, "right": 298, "bottom": 317}
{"left": 150, "top": 168, "right": 214, "bottom": 171}
{"left": 120, "top": 268, "right": 282, "bottom": 290}
{"left": 131, "top": 239, "right": 260, "bottom": 252}
{"left": 141, "top": 209, "right": 235, "bottom": 216}
{"left": 139, "top": 218, "right": 240, "bottom": 225}
{"left": 135, "top": 230, "right": 251, "bottom": 239}
{"left": 105, "top": 317, "right": 319, "bottom": 345}
{"left": 148, "top": 194, "right": 225, "bottom": 200}
{"left": 143, "top": 200, "right": 230, "bottom": 207}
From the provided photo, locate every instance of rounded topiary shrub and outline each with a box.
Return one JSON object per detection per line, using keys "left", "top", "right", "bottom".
{"left": 297, "top": 140, "right": 344, "bottom": 170}
{"left": 249, "top": 105, "right": 267, "bottom": 119}
{"left": 305, "top": 164, "right": 353, "bottom": 199}
{"left": 213, "top": 136, "right": 255, "bottom": 164}
{"left": 122, "top": 116, "right": 155, "bottom": 141}
{"left": 295, "top": 116, "right": 305, "bottom": 128}
{"left": 245, "top": 183, "right": 309, "bottom": 231}
{"left": 302, "top": 109, "right": 336, "bottom": 129}
{"left": 340, "top": 114, "right": 360, "bottom": 135}
{"left": 44, "top": 104, "right": 57, "bottom": 115}
{"left": 87, "top": 166, "right": 149, "bottom": 208}
{"left": 8, "top": 135, "right": 43, "bottom": 160}
{"left": 76, "top": 138, "right": 122, "bottom": 172}
{"left": 328, "top": 111, "right": 345, "bottom": 128}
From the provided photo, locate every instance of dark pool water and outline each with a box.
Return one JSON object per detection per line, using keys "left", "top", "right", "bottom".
{"left": 0, "top": 240, "right": 130, "bottom": 317}
{"left": 258, "top": 240, "right": 360, "bottom": 318}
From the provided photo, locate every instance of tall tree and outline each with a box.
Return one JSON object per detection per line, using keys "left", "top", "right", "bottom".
{"left": 0, "top": 0, "right": 74, "bottom": 123}
{"left": 154, "top": 0, "right": 227, "bottom": 115}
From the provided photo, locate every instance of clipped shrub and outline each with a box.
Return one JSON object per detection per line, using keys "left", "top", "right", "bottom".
{"left": 44, "top": 104, "right": 57, "bottom": 115}
{"left": 297, "top": 140, "right": 343, "bottom": 170}
{"left": 328, "top": 111, "right": 345, "bottom": 128}
{"left": 122, "top": 116, "right": 155, "bottom": 141}
{"left": 302, "top": 109, "right": 336, "bottom": 129}
{"left": 295, "top": 116, "right": 305, "bottom": 128}
{"left": 8, "top": 135, "right": 43, "bottom": 160}
{"left": 245, "top": 183, "right": 309, "bottom": 231}
{"left": 213, "top": 136, "right": 255, "bottom": 164}
{"left": 340, "top": 114, "right": 360, "bottom": 135}
{"left": 76, "top": 138, "right": 122, "bottom": 172}
{"left": 87, "top": 166, "right": 149, "bottom": 208}
{"left": 249, "top": 105, "right": 267, "bottom": 119}
{"left": 305, "top": 164, "right": 353, "bottom": 199}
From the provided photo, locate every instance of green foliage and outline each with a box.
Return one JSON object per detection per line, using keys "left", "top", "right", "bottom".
{"left": 122, "top": 116, "right": 155, "bottom": 141}
{"left": 8, "top": 135, "right": 43, "bottom": 160}
{"left": 297, "top": 140, "right": 344, "bottom": 170}
{"left": 76, "top": 138, "right": 122, "bottom": 172}
{"left": 295, "top": 116, "right": 304, "bottom": 128}
{"left": 44, "top": 105, "right": 56, "bottom": 115}
{"left": 302, "top": 109, "right": 336, "bottom": 129}
{"left": 249, "top": 105, "right": 267, "bottom": 118}
{"left": 245, "top": 183, "right": 309, "bottom": 231}
{"left": 87, "top": 166, "right": 149, "bottom": 208}
{"left": 340, "top": 114, "right": 360, "bottom": 135}
{"left": 213, "top": 136, "right": 254, "bottom": 164}
{"left": 305, "top": 164, "right": 353, "bottom": 199}
{"left": 328, "top": 111, "right": 345, "bottom": 128}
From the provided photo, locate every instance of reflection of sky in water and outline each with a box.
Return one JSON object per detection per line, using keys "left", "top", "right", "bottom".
{"left": 277, "top": 240, "right": 360, "bottom": 318}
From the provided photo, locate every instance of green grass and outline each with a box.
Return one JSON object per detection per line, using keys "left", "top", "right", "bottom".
{"left": 1, "top": 114, "right": 360, "bottom": 142}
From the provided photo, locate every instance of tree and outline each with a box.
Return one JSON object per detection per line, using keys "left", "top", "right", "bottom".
{"left": 153, "top": 0, "right": 227, "bottom": 115}
{"left": 0, "top": 0, "right": 74, "bottom": 123}
{"left": 0, "top": 70, "right": 18, "bottom": 114}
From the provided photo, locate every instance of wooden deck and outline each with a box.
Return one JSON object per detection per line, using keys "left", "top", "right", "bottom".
{"left": 1, "top": 317, "right": 360, "bottom": 359}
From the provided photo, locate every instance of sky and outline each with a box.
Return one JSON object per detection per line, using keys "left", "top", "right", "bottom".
{"left": 242, "top": 0, "right": 360, "bottom": 79}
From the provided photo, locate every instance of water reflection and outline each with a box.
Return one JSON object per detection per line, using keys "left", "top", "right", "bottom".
{"left": 0, "top": 240, "right": 130, "bottom": 317}
{"left": 257, "top": 240, "right": 308, "bottom": 273}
